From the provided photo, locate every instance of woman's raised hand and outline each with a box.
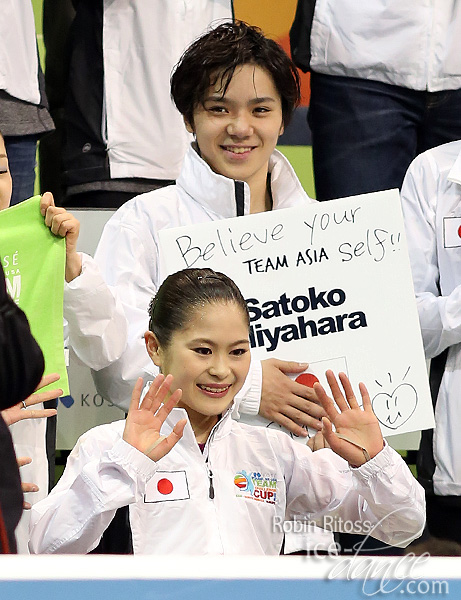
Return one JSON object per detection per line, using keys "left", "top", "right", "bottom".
{"left": 313, "top": 370, "right": 384, "bottom": 467}
{"left": 123, "top": 374, "right": 186, "bottom": 462}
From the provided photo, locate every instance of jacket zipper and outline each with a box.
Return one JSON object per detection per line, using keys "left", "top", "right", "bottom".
{"left": 204, "top": 417, "right": 223, "bottom": 500}
{"left": 207, "top": 462, "right": 215, "bottom": 500}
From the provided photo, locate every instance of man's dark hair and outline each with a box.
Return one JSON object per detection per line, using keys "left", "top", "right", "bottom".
{"left": 171, "top": 20, "right": 301, "bottom": 128}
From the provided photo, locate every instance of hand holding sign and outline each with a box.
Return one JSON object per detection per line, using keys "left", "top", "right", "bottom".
{"left": 40, "top": 192, "right": 82, "bottom": 282}
{"left": 313, "top": 371, "right": 384, "bottom": 467}
{"left": 123, "top": 375, "right": 186, "bottom": 462}
{"left": 259, "top": 359, "right": 326, "bottom": 436}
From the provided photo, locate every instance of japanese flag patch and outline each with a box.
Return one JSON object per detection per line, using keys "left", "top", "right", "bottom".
{"left": 443, "top": 217, "right": 461, "bottom": 248}
{"left": 144, "top": 471, "right": 190, "bottom": 503}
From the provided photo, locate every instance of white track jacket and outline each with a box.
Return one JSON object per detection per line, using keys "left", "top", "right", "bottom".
{"left": 29, "top": 408, "right": 425, "bottom": 554}
{"left": 401, "top": 140, "right": 461, "bottom": 496}
{"left": 66, "top": 145, "right": 314, "bottom": 412}
{"left": 310, "top": 0, "right": 461, "bottom": 91}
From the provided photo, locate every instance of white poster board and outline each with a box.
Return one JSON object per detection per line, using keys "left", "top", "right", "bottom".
{"left": 159, "top": 190, "right": 434, "bottom": 439}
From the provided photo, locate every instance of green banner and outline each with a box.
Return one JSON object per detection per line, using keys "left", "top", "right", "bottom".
{"left": 0, "top": 196, "right": 69, "bottom": 395}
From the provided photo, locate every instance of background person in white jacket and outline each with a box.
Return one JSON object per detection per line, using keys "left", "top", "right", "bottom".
{"left": 60, "top": 0, "right": 234, "bottom": 208}
{"left": 290, "top": 0, "right": 461, "bottom": 201}
{"left": 29, "top": 268, "right": 425, "bottom": 555}
{"left": 401, "top": 140, "right": 461, "bottom": 544}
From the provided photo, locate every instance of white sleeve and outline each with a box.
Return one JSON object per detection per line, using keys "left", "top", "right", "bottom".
{"left": 64, "top": 253, "right": 128, "bottom": 370}
{"left": 232, "top": 356, "right": 262, "bottom": 418}
{"left": 401, "top": 152, "right": 461, "bottom": 358}
{"left": 29, "top": 427, "right": 157, "bottom": 554}
{"left": 90, "top": 206, "right": 163, "bottom": 411}
{"left": 283, "top": 441, "right": 425, "bottom": 548}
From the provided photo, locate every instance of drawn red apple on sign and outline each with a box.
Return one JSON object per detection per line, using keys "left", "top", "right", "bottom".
{"left": 372, "top": 383, "right": 418, "bottom": 430}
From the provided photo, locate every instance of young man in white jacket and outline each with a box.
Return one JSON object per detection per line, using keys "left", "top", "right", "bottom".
{"left": 65, "top": 22, "right": 325, "bottom": 438}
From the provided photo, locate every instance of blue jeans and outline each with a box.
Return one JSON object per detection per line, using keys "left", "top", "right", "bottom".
{"left": 308, "top": 72, "right": 461, "bottom": 201}
{"left": 4, "top": 135, "right": 38, "bottom": 205}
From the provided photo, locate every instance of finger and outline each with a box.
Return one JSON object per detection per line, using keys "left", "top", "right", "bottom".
{"left": 325, "top": 370, "right": 349, "bottom": 412}
{"left": 288, "top": 380, "right": 323, "bottom": 403}
{"left": 313, "top": 381, "right": 339, "bottom": 422}
{"left": 154, "top": 387, "right": 183, "bottom": 424}
{"left": 359, "top": 382, "right": 373, "bottom": 411}
{"left": 282, "top": 395, "right": 327, "bottom": 420}
{"left": 50, "top": 212, "right": 71, "bottom": 236}
{"left": 26, "top": 388, "right": 63, "bottom": 406}
{"left": 17, "top": 457, "right": 32, "bottom": 468}
{"left": 44, "top": 205, "right": 63, "bottom": 228}
{"left": 128, "top": 377, "right": 145, "bottom": 413}
{"left": 338, "top": 372, "right": 360, "bottom": 409}
{"left": 56, "top": 215, "right": 79, "bottom": 239}
{"left": 282, "top": 404, "right": 323, "bottom": 430}
{"left": 321, "top": 417, "right": 336, "bottom": 444}
{"left": 268, "top": 412, "right": 309, "bottom": 437}
{"left": 20, "top": 408, "right": 58, "bottom": 421}
{"left": 140, "top": 374, "right": 165, "bottom": 411}
{"left": 321, "top": 417, "right": 353, "bottom": 458}
{"left": 40, "top": 191, "right": 55, "bottom": 216}
{"left": 308, "top": 432, "right": 323, "bottom": 451}
{"left": 270, "top": 359, "right": 309, "bottom": 375}
{"left": 21, "top": 482, "right": 39, "bottom": 494}
{"left": 145, "top": 374, "right": 175, "bottom": 416}
{"left": 148, "top": 418, "right": 186, "bottom": 461}
{"left": 34, "top": 373, "right": 61, "bottom": 392}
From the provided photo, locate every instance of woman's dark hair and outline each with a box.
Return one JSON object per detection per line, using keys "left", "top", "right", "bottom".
{"left": 171, "top": 20, "right": 301, "bottom": 128}
{"left": 148, "top": 268, "right": 249, "bottom": 347}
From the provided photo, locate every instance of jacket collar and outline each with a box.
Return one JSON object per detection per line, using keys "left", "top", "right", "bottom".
{"left": 176, "top": 143, "right": 313, "bottom": 219}
{"left": 162, "top": 404, "right": 235, "bottom": 449}
{"left": 448, "top": 147, "right": 461, "bottom": 186}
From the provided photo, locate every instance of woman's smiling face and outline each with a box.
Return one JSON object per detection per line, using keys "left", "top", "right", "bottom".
{"left": 146, "top": 300, "right": 251, "bottom": 425}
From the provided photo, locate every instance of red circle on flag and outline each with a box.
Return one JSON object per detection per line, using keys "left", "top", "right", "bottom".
{"left": 458, "top": 225, "right": 461, "bottom": 239}
{"left": 295, "top": 373, "right": 319, "bottom": 387}
{"left": 157, "top": 478, "right": 173, "bottom": 495}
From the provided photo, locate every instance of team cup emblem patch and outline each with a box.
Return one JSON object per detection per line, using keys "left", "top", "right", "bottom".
{"left": 234, "top": 470, "right": 277, "bottom": 504}
{"left": 145, "top": 471, "right": 190, "bottom": 503}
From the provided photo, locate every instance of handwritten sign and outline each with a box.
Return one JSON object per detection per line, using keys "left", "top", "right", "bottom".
{"left": 159, "top": 190, "right": 434, "bottom": 439}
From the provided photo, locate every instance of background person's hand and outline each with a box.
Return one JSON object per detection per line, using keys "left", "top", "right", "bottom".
{"left": 307, "top": 431, "right": 331, "bottom": 452}
{"left": 40, "top": 192, "right": 82, "bottom": 282}
{"left": 259, "top": 359, "right": 326, "bottom": 436}
{"left": 1, "top": 373, "right": 61, "bottom": 426}
{"left": 16, "top": 457, "right": 39, "bottom": 510}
